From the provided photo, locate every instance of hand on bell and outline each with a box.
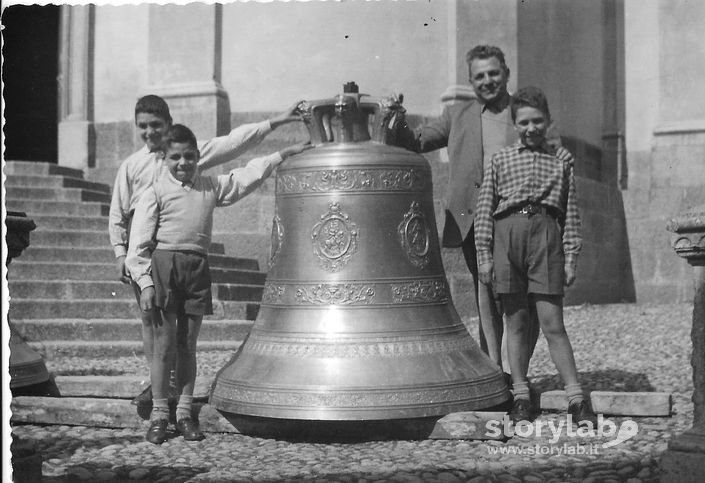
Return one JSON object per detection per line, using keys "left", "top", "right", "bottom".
{"left": 280, "top": 142, "right": 314, "bottom": 161}
{"left": 271, "top": 100, "right": 307, "bottom": 129}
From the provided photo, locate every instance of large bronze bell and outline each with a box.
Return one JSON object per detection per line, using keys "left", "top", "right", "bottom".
{"left": 211, "top": 83, "right": 509, "bottom": 422}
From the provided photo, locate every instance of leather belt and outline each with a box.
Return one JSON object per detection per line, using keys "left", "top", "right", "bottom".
{"left": 497, "top": 203, "right": 560, "bottom": 219}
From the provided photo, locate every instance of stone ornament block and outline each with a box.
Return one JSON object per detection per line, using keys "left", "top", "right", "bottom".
{"left": 427, "top": 411, "right": 508, "bottom": 440}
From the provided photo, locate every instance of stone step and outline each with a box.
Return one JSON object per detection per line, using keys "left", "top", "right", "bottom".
{"left": 30, "top": 229, "right": 112, "bottom": 247}
{"left": 51, "top": 375, "right": 213, "bottom": 399}
{"left": 13, "top": 318, "right": 253, "bottom": 342}
{"left": 9, "top": 229, "right": 226, "bottom": 253}
{"left": 9, "top": 299, "right": 259, "bottom": 321}
{"left": 6, "top": 186, "right": 112, "bottom": 204}
{"left": 27, "top": 340, "right": 245, "bottom": 359}
{"left": 5, "top": 199, "right": 110, "bottom": 217}
{"left": 4, "top": 161, "right": 84, "bottom": 179}
{"left": 19, "top": 246, "right": 258, "bottom": 270}
{"left": 9, "top": 261, "right": 262, "bottom": 283}
{"left": 209, "top": 253, "right": 260, "bottom": 271}
{"left": 8, "top": 279, "right": 264, "bottom": 302}
{"left": 5, "top": 174, "right": 111, "bottom": 193}
{"left": 27, "top": 215, "right": 108, "bottom": 232}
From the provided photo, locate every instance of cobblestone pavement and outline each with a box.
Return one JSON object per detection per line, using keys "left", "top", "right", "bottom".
{"left": 11, "top": 302, "right": 695, "bottom": 482}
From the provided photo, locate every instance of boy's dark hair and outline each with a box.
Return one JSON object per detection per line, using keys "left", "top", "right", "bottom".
{"left": 162, "top": 124, "right": 198, "bottom": 151}
{"left": 134, "top": 95, "right": 172, "bottom": 123}
{"left": 510, "top": 86, "right": 551, "bottom": 122}
{"left": 466, "top": 45, "right": 509, "bottom": 74}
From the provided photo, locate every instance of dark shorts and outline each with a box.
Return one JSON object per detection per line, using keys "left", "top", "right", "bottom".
{"left": 151, "top": 249, "right": 213, "bottom": 316}
{"left": 493, "top": 213, "right": 565, "bottom": 295}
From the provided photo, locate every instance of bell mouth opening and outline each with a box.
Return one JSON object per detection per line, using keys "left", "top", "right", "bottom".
{"left": 212, "top": 408, "right": 513, "bottom": 443}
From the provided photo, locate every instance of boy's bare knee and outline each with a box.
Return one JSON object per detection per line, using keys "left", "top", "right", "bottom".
{"left": 541, "top": 322, "right": 567, "bottom": 340}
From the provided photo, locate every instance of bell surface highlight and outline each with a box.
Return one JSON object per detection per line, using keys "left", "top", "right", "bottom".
{"left": 210, "top": 83, "right": 510, "bottom": 421}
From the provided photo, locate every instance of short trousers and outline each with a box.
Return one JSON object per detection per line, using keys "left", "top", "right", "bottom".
{"left": 493, "top": 213, "right": 565, "bottom": 295}
{"left": 151, "top": 249, "right": 213, "bottom": 316}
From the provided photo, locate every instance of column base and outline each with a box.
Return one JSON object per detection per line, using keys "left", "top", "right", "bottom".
{"left": 58, "top": 119, "right": 95, "bottom": 169}
{"left": 143, "top": 80, "right": 231, "bottom": 138}
{"left": 660, "top": 428, "right": 705, "bottom": 482}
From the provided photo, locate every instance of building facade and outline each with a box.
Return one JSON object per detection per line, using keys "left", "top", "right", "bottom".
{"left": 4, "top": 0, "right": 704, "bottom": 317}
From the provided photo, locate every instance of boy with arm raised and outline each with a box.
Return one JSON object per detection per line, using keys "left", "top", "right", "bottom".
{"left": 126, "top": 124, "right": 309, "bottom": 444}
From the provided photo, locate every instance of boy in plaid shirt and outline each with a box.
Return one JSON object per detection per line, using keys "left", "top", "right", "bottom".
{"left": 475, "top": 86, "right": 596, "bottom": 426}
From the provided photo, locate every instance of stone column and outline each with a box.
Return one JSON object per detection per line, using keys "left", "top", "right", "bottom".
{"left": 57, "top": 5, "right": 96, "bottom": 169}
{"left": 145, "top": 3, "right": 230, "bottom": 138}
{"left": 661, "top": 205, "right": 705, "bottom": 482}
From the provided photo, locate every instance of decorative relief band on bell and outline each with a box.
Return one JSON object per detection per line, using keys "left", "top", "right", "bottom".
{"left": 311, "top": 202, "right": 359, "bottom": 272}
{"left": 398, "top": 201, "right": 431, "bottom": 269}
{"left": 391, "top": 279, "right": 449, "bottom": 304}
{"left": 241, "top": 334, "right": 477, "bottom": 358}
{"left": 295, "top": 283, "right": 376, "bottom": 305}
{"left": 268, "top": 211, "right": 284, "bottom": 270}
{"left": 262, "top": 284, "right": 285, "bottom": 303}
{"left": 277, "top": 168, "right": 427, "bottom": 194}
{"left": 212, "top": 380, "right": 506, "bottom": 409}
{"left": 260, "top": 278, "right": 449, "bottom": 306}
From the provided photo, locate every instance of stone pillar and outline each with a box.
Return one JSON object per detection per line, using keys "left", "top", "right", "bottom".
{"left": 145, "top": 3, "right": 230, "bottom": 139}
{"left": 661, "top": 205, "right": 705, "bottom": 482}
{"left": 57, "top": 5, "right": 95, "bottom": 169}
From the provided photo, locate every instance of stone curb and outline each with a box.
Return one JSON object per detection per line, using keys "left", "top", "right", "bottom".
{"left": 540, "top": 390, "right": 672, "bottom": 416}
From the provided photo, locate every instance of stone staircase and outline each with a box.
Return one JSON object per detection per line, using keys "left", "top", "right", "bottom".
{"left": 5, "top": 161, "right": 261, "bottom": 363}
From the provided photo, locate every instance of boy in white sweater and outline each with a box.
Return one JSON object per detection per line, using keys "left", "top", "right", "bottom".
{"left": 126, "top": 124, "right": 309, "bottom": 444}
{"left": 110, "top": 95, "right": 301, "bottom": 409}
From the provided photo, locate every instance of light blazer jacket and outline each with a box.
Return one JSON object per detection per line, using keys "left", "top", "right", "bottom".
{"left": 399, "top": 99, "right": 513, "bottom": 247}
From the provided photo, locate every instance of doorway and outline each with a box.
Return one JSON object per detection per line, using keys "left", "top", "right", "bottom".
{"left": 2, "top": 5, "right": 60, "bottom": 162}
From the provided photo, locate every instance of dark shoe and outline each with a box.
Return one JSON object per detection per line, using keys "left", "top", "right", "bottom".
{"left": 145, "top": 419, "right": 169, "bottom": 445}
{"left": 568, "top": 399, "right": 598, "bottom": 428}
{"left": 132, "top": 385, "right": 153, "bottom": 407}
{"left": 176, "top": 417, "right": 205, "bottom": 441}
{"left": 509, "top": 398, "right": 534, "bottom": 423}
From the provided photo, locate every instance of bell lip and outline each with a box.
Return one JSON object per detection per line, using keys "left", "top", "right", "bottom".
{"left": 210, "top": 376, "right": 511, "bottom": 421}
{"left": 210, "top": 389, "right": 511, "bottom": 421}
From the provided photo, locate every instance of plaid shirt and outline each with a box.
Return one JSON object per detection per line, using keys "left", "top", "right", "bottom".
{"left": 474, "top": 140, "right": 581, "bottom": 269}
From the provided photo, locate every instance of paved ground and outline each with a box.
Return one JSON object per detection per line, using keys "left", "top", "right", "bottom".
{"left": 10, "top": 302, "right": 695, "bottom": 482}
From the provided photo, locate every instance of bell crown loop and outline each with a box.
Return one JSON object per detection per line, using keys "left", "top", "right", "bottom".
{"left": 296, "top": 82, "right": 407, "bottom": 146}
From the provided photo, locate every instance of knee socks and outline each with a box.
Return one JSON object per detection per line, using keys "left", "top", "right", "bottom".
{"left": 565, "top": 383, "right": 584, "bottom": 405}
{"left": 175, "top": 395, "right": 194, "bottom": 421}
{"left": 151, "top": 398, "right": 169, "bottom": 422}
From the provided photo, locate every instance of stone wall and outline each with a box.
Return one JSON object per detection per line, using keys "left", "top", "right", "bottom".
{"left": 622, "top": 127, "right": 705, "bottom": 304}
